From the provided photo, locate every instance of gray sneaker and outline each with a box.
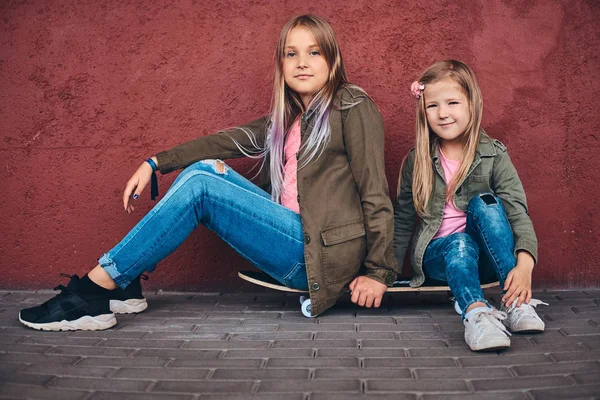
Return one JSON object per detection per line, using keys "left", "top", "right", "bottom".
{"left": 501, "top": 299, "right": 548, "bottom": 333}
{"left": 464, "top": 308, "right": 511, "bottom": 351}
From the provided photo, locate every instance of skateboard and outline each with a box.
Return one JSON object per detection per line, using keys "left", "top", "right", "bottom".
{"left": 238, "top": 270, "right": 499, "bottom": 317}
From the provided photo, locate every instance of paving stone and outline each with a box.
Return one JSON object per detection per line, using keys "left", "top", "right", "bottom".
{"left": 46, "top": 346, "right": 137, "bottom": 357}
{"left": 314, "top": 331, "right": 396, "bottom": 339}
{"left": 90, "top": 393, "right": 195, "bottom": 400}
{"left": 50, "top": 376, "right": 151, "bottom": 391}
{"left": 0, "top": 353, "right": 80, "bottom": 365}
{"left": 230, "top": 332, "right": 312, "bottom": 340}
{"left": 459, "top": 354, "right": 553, "bottom": 367}
{"left": 314, "top": 368, "right": 412, "bottom": 379}
{"left": 211, "top": 368, "right": 309, "bottom": 380}
{"left": 223, "top": 348, "right": 313, "bottom": 358}
{"left": 317, "top": 348, "right": 406, "bottom": 358}
{"left": 470, "top": 375, "right": 573, "bottom": 391}
{"left": 571, "top": 371, "right": 600, "bottom": 385}
{"left": 19, "top": 336, "right": 103, "bottom": 346}
{"left": 186, "top": 340, "right": 271, "bottom": 349}
{"left": 99, "top": 339, "right": 186, "bottom": 348}
{"left": 550, "top": 351, "right": 600, "bottom": 362}
{"left": 67, "top": 330, "right": 148, "bottom": 339}
{"left": 78, "top": 356, "right": 170, "bottom": 367}
{"left": 415, "top": 367, "right": 513, "bottom": 379}
{"left": 277, "top": 323, "right": 355, "bottom": 331}
{"left": 258, "top": 379, "right": 361, "bottom": 392}
{"left": 0, "top": 371, "right": 54, "bottom": 385}
{"left": 0, "top": 383, "right": 88, "bottom": 400}
{"left": 421, "top": 394, "right": 527, "bottom": 400}
{"left": 272, "top": 339, "right": 357, "bottom": 348}
{"left": 560, "top": 326, "right": 600, "bottom": 336}
{"left": 118, "top": 323, "right": 196, "bottom": 332}
{"left": 0, "top": 362, "right": 27, "bottom": 374}
{"left": 153, "top": 380, "right": 255, "bottom": 394}
{"left": 199, "top": 395, "right": 303, "bottom": 400}
{"left": 366, "top": 379, "right": 469, "bottom": 393}
{"left": 22, "top": 364, "right": 115, "bottom": 378}
{"left": 512, "top": 361, "right": 600, "bottom": 376}
{"left": 362, "top": 339, "right": 447, "bottom": 348}
{"left": 408, "top": 347, "right": 482, "bottom": 357}
{"left": 528, "top": 384, "right": 600, "bottom": 399}
{"left": 146, "top": 332, "right": 226, "bottom": 340}
{"left": 311, "top": 395, "right": 416, "bottom": 400}
{"left": 114, "top": 367, "right": 210, "bottom": 380}
{"left": 0, "top": 343, "right": 50, "bottom": 354}
{"left": 169, "top": 359, "right": 263, "bottom": 368}
{"left": 363, "top": 357, "right": 456, "bottom": 368}
{"left": 134, "top": 349, "right": 222, "bottom": 359}
{"left": 266, "top": 358, "right": 359, "bottom": 368}
{"left": 359, "top": 324, "right": 437, "bottom": 332}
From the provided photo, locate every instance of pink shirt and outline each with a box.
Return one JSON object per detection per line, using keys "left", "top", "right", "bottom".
{"left": 433, "top": 147, "right": 467, "bottom": 239}
{"left": 280, "top": 118, "right": 301, "bottom": 214}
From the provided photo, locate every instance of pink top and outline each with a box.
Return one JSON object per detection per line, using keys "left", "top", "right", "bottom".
{"left": 433, "top": 147, "right": 467, "bottom": 239}
{"left": 280, "top": 118, "right": 301, "bottom": 214}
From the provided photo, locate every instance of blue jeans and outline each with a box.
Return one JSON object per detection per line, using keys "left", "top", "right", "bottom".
{"left": 99, "top": 160, "right": 308, "bottom": 290}
{"left": 422, "top": 194, "right": 516, "bottom": 317}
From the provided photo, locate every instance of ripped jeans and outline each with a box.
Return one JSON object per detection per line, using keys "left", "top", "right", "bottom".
{"left": 422, "top": 194, "right": 516, "bottom": 317}
{"left": 99, "top": 160, "right": 309, "bottom": 290}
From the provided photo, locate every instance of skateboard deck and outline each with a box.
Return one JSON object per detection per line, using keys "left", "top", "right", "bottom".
{"left": 238, "top": 270, "right": 499, "bottom": 293}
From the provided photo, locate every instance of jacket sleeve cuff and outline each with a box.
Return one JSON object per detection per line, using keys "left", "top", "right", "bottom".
{"left": 366, "top": 270, "right": 397, "bottom": 287}
{"left": 514, "top": 239, "right": 538, "bottom": 266}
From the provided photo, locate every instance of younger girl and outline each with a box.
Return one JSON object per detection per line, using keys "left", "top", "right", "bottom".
{"left": 20, "top": 15, "right": 397, "bottom": 331}
{"left": 394, "top": 60, "right": 546, "bottom": 351}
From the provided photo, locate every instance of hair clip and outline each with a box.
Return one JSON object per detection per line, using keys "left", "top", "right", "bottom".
{"left": 410, "top": 81, "right": 425, "bottom": 99}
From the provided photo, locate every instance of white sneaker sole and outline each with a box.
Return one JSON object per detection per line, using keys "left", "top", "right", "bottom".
{"left": 468, "top": 337, "right": 511, "bottom": 352}
{"left": 109, "top": 298, "right": 148, "bottom": 314}
{"left": 19, "top": 312, "right": 117, "bottom": 331}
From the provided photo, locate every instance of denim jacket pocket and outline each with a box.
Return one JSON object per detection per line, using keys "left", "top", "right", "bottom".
{"left": 321, "top": 219, "right": 366, "bottom": 284}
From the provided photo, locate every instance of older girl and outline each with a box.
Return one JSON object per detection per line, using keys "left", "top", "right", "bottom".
{"left": 20, "top": 15, "right": 396, "bottom": 331}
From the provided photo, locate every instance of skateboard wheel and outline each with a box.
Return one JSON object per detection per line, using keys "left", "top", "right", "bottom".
{"left": 299, "top": 295, "right": 308, "bottom": 306}
{"left": 454, "top": 300, "right": 463, "bottom": 315}
{"left": 301, "top": 298, "right": 313, "bottom": 318}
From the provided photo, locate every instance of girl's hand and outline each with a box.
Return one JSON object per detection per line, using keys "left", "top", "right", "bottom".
{"left": 123, "top": 158, "right": 156, "bottom": 213}
{"left": 349, "top": 276, "right": 387, "bottom": 308}
{"left": 502, "top": 252, "right": 535, "bottom": 307}
{"left": 410, "top": 81, "right": 425, "bottom": 98}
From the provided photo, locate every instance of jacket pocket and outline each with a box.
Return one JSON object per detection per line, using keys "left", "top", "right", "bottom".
{"left": 467, "top": 174, "right": 491, "bottom": 198}
{"left": 320, "top": 219, "right": 366, "bottom": 284}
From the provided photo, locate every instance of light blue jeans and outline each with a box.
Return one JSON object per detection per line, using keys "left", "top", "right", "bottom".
{"left": 422, "top": 194, "right": 516, "bottom": 317}
{"left": 99, "top": 160, "right": 308, "bottom": 290}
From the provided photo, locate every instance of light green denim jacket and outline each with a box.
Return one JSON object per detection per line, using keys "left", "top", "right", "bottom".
{"left": 393, "top": 131, "right": 538, "bottom": 287}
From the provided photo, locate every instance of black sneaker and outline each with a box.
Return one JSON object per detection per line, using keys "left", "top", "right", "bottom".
{"left": 109, "top": 275, "right": 148, "bottom": 314}
{"left": 19, "top": 274, "right": 116, "bottom": 331}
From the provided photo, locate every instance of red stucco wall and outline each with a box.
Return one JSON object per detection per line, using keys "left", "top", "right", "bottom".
{"left": 1, "top": 1, "right": 598, "bottom": 290}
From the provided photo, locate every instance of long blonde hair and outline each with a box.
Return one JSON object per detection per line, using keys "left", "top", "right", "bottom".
{"left": 412, "top": 60, "right": 483, "bottom": 216}
{"left": 231, "top": 15, "right": 352, "bottom": 202}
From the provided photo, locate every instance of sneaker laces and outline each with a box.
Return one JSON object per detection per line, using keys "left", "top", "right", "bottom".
{"left": 473, "top": 309, "right": 512, "bottom": 337}
{"left": 507, "top": 298, "right": 548, "bottom": 318}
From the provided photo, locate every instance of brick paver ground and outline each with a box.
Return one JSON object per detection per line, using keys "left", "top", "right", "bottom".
{"left": 1, "top": 286, "right": 599, "bottom": 399}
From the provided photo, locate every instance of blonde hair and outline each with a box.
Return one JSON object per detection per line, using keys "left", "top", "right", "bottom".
{"left": 230, "top": 15, "right": 364, "bottom": 202}
{"left": 412, "top": 60, "right": 483, "bottom": 216}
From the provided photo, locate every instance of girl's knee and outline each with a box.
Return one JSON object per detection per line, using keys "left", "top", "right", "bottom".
{"left": 443, "top": 233, "right": 478, "bottom": 259}
{"left": 468, "top": 193, "right": 504, "bottom": 218}
{"left": 174, "top": 160, "right": 230, "bottom": 185}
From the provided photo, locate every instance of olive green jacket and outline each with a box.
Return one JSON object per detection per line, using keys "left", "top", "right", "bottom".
{"left": 156, "top": 86, "right": 398, "bottom": 315}
{"left": 393, "top": 132, "right": 538, "bottom": 287}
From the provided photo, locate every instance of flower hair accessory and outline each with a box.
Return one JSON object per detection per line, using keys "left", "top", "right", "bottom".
{"left": 410, "top": 81, "right": 425, "bottom": 99}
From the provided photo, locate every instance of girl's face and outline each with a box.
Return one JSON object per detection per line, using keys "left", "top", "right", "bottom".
{"left": 282, "top": 26, "right": 330, "bottom": 109}
{"left": 424, "top": 78, "right": 470, "bottom": 144}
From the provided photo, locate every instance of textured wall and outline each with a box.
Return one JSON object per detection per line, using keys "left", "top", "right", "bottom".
{"left": 1, "top": 0, "right": 598, "bottom": 290}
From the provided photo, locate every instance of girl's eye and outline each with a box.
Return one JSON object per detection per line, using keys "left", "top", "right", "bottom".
{"left": 426, "top": 104, "right": 437, "bottom": 109}
{"left": 286, "top": 52, "right": 296, "bottom": 58}
{"left": 449, "top": 101, "right": 459, "bottom": 105}
{"left": 310, "top": 50, "right": 321, "bottom": 56}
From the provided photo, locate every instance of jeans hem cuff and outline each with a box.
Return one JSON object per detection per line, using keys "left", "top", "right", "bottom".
{"left": 98, "top": 253, "right": 131, "bottom": 289}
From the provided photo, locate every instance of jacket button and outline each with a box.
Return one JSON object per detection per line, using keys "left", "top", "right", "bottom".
{"left": 312, "top": 282, "right": 320, "bottom": 291}
{"left": 296, "top": 152, "right": 300, "bottom": 160}
{"left": 297, "top": 194, "right": 300, "bottom": 202}
{"left": 456, "top": 186, "right": 462, "bottom": 195}
{"left": 304, "top": 234, "right": 311, "bottom": 244}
